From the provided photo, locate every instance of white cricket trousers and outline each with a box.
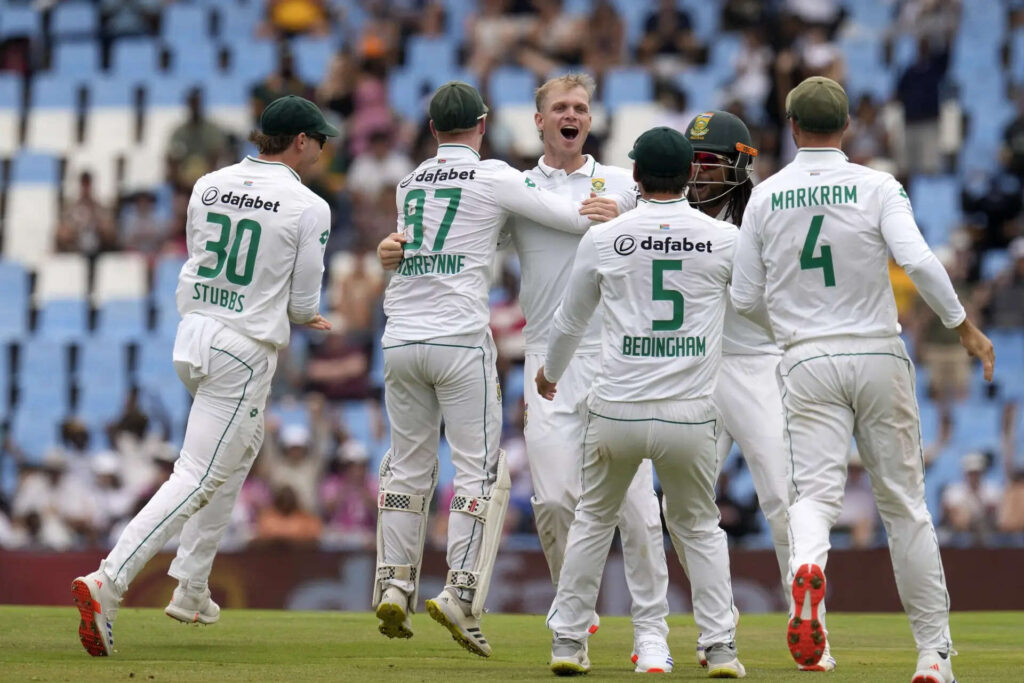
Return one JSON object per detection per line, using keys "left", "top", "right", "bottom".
{"left": 548, "top": 395, "right": 735, "bottom": 648}
{"left": 524, "top": 353, "right": 669, "bottom": 639}
{"left": 380, "top": 330, "right": 502, "bottom": 597}
{"left": 780, "top": 335, "right": 952, "bottom": 653}
{"left": 714, "top": 352, "right": 791, "bottom": 592}
{"left": 102, "top": 314, "right": 276, "bottom": 595}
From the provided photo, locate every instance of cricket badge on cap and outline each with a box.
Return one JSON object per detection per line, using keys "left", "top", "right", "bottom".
{"left": 689, "top": 112, "right": 715, "bottom": 139}
{"left": 591, "top": 178, "right": 606, "bottom": 193}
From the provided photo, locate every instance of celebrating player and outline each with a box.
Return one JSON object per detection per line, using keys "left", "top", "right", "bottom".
{"left": 684, "top": 109, "right": 833, "bottom": 671}
{"left": 72, "top": 95, "right": 337, "bottom": 656}
{"left": 371, "top": 81, "right": 616, "bottom": 657}
{"left": 538, "top": 127, "right": 745, "bottom": 678}
{"left": 731, "top": 76, "right": 995, "bottom": 683}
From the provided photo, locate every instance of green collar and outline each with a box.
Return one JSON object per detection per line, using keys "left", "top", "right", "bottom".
{"left": 640, "top": 196, "right": 688, "bottom": 205}
{"left": 437, "top": 143, "right": 481, "bottom": 159}
{"left": 245, "top": 156, "right": 300, "bottom": 182}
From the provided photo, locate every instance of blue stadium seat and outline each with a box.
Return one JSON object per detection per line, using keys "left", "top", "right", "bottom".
{"left": 270, "top": 400, "right": 310, "bottom": 430}
{"left": 135, "top": 334, "right": 178, "bottom": 387}
{"left": 18, "top": 338, "right": 69, "bottom": 386}
{"left": 202, "top": 76, "right": 248, "bottom": 107}
{"left": 981, "top": 249, "right": 1011, "bottom": 281}
{"left": 9, "top": 405, "right": 63, "bottom": 463}
{"left": 603, "top": 68, "right": 653, "bottom": 110}
{"left": 161, "top": 3, "right": 211, "bottom": 42}
{"left": 168, "top": 41, "right": 219, "bottom": 79}
{"left": 77, "top": 380, "right": 128, "bottom": 427}
{"left": 30, "top": 74, "right": 78, "bottom": 111}
{"left": 405, "top": 36, "right": 457, "bottom": 74}
{"left": 225, "top": 38, "right": 276, "bottom": 83}
{"left": 51, "top": 1, "right": 98, "bottom": 41}
{"left": 144, "top": 75, "right": 194, "bottom": 108}
{"left": 96, "top": 300, "right": 149, "bottom": 341}
{"left": 291, "top": 35, "right": 336, "bottom": 84}
{"left": 77, "top": 338, "right": 129, "bottom": 390}
{"left": 0, "top": 70, "right": 21, "bottom": 113}
{"left": 488, "top": 67, "right": 536, "bottom": 108}
{"left": 218, "top": 1, "right": 262, "bottom": 39}
{"left": 678, "top": 0, "right": 722, "bottom": 43}
{"left": 841, "top": 0, "right": 893, "bottom": 31}
{"left": 0, "top": 261, "right": 28, "bottom": 341}
{"left": 909, "top": 175, "right": 960, "bottom": 247}
{"left": 52, "top": 42, "right": 101, "bottom": 80}
{"left": 0, "top": 342, "right": 9, "bottom": 420}
{"left": 89, "top": 77, "right": 134, "bottom": 108}
{"left": 388, "top": 67, "right": 433, "bottom": 121}
{"left": 153, "top": 256, "right": 186, "bottom": 299}
{"left": 110, "top": 38, "right": 161, "bottom": 80}
{"left": 11, "top": 150, "right": 60, "bottom": 185}
{"left": 0, "top": 5, "right": 42, "bottom": 40}
{"left": 37, "top": 300, "right": 89, "bottom": 342}
{"left": 951, "top": 401, "right": 1002, "bottom": 449}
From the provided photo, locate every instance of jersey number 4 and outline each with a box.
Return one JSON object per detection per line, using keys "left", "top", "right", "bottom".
{"left": 652, "top": 259, "right": 684, "bottom": 331}
{"left": 800, "top": 214, "right": 836, "bottom": 287}
{"left": 403, "top": 188, "right": 461, "bottom": 251}
{"left": 197, "top": 212, "right": 262, "bottom": 286}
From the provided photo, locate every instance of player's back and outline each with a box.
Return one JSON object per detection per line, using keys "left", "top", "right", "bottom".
{"left": 744, "top": 148, "right": 904, "bottom": 348}
{"left": 589, "top": 198, "right": 736, "bottom": 402}
{"left": 384, "top": 144, "right": 511, "bottom": 341}
{"left": 176, "top": 156, "right": 329, "bottom": 348}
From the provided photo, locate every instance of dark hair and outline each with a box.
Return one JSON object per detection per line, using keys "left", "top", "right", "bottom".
{"left": 636, "top": 169, "right": 689, "bottom": 195}
{"left": 723, "top": 174, "right": 754, "bottom": 226}
{"left": 248, "top": 129, "right": 296, "bottom": 155}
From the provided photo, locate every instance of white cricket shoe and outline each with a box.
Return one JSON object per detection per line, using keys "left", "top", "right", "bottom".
{"left": 550, "top": 637, "right": 591, "bottom": 676}
{"left": 165, "top": 581, "right": 220, "bottom": 625}
{"left": 425, "top": 588, "right": 491, "bottom": 657}
{"left": 705, "top": 642, "right": 746, "bottom": 679}
{"left": 376, "top": 586, "right": 413, "bottom": 639}
{"left": 71, "top": 570, "right": 120, "bottom": 657}
{"left": 911, "top": 650, "right": 957, "bottom": 683}
{"left": 632, "top": 636, "right": 673, "bottom": 673}
{"left": 698, "top": 604, "right": 741, "bottom": 668}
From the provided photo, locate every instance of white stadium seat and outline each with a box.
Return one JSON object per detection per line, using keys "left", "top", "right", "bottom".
{"left": 35, "top": 253, "right": 88, "bottom": 304}
{"left": 93, "top": 252, "right": 148, "bottom": 304}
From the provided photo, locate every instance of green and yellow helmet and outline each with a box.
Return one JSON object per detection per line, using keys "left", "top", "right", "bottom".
{"left": 684, "top": 110, "right": 758, "bottom": 206}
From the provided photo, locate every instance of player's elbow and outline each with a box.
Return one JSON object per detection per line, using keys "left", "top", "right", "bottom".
{"left": 288, "top": 303, "right": 318, "bottom": 325}
{"left": 731, "top": 291, "right": 756, "bottom": 315}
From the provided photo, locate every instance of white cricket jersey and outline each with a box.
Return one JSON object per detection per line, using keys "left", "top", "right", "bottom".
{"left": 383, "top": 144, "right": 592, "bottom": 341}
{"left": 732, "top": 148, "right": 966, "bottom": 349}
{"left": 546, "top": 198, "right": 737, "bottom": 402}
{"left": 177, "top": 156, "right": 331, "bottom": 348}
{"left": 507, "top": 155, "right": 637, "bottom": 355}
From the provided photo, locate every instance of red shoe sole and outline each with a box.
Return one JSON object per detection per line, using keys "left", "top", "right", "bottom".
{"left": 911, "top": 674, "right": 944, "bottom": 683}
{"left": 71, "top": 579, "right": 108, "bottom": 657}
{"left": 787, "top": 563, "right": 826, "bottom": 668}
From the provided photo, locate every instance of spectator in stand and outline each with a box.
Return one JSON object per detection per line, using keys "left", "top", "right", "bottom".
{"left": 255, "top": 485, "right": 323, "bottom": 546}
{"left": 894, "top": 0, "right": 960, "bottom": 46}
{"left": 941, "top": 451, "right": 1002, "bottom": 546}
{"left": 264, "top": 0, "right": 330, "bottom": 38}
{"left": 305, "top": 332, "right": 373, "bottom": 400}
{"left": 346, "top": 128, "right": 414, "bottom": 202}
{"left": 715, "top": 459, "right": 761, "bottom": 542}
{"left": 1001, "top": 90, "right": 1024, "bottom": 180}
{"left": 637, "top": 0, "right": 704, "bottom": 79}
{"left": 979, "top": 237, "right": 1024, "bottom": 329}
{"left": 725, "top": 28, "right": 774, "bottom": 123}
{"left": 120, "top": 191, "right": 167, "bottom": 264}
{"left": 319, "top": 439, "right": 376, "bottom": 549}
{"left": 845, "top": 95, "right": 893, "bottom": 169}
{"left": 355, "top": 4, "right": 402, "bottom": 68}
{"left": 998, "top": 404, "right": 1024, "bottom": 534}
{"left": 466, "top": 0, "right": 533, "bottom": 79}
{"left": 264, "top": 424, "right": 323, "bottom": 515}
{"left": 518, "top": 0, "right": 584, "bottom": 80}
{"left": 251, "top": 49, "right": 315, "bottom": 126}
{"left": 90, "top": 451, "right": 135, "bottom": 547}
{"left": 330, "top": 254, "right": 384, "bottom": 339}
{"left": 11, "top": 454, "right": 92, "bottom": 550}
{"left": 55, "top": 172, "right": 118, "bottom": 257}
{"left": 896, "top": 37, "right": 949, "bottom": 176}
{"left": 923, "top": 405, "right": 953, "bottom": 468}
{"left": 580, "top": 0, "right": 625, "bottom": 79}
{"left": 167, "top": 88, "right": 232, "bottom": 191}
{"left": 318, "top": 51, "right": 359, "bottom": 121}
{"left": 98, "top": 0, "right": 161, "bottom": 53}
{"left": 834, "top": 447, "right": 878, "bottom": 548}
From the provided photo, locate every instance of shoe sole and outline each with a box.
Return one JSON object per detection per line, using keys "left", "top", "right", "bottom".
{"left": 165, "top": 605, "right": 219, "bottom": 625}
{"left": 376, "top": 603, "right": 413, "bottom": 639}
{"left": 911, "top": 674, "right": 955, "bottom": 683}
{"left": 71, "top": 579, "right": 110, "bottom": 657}
{"left": 551, "top": 661, "right": 590, "bottom": 676}
{"left": 425, "top": 598, "right": 490, "bottom": 657}
{"left": 708, "top": 667, "right": 742, "bottom": 678}
{"left": 788, "top": 563, "right": 826, "bottom": 668}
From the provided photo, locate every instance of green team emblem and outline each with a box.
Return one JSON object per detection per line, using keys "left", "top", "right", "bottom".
{"left": 250, "top": 408, "right": 259, "bottom": 418}
{"left": 319, "top": 230, "right": 329, "bottom": 245}
{"left": 524, "top": 178, "right": 536, "bottom": 189}
{"left": 897, "top": 186, "right": 911, "bottom": 207}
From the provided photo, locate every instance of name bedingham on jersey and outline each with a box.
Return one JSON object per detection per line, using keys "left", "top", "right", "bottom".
{"left": 507, "top": 155, "right": 636, "bottom": 355}
{"left": 177, "top": 156, "right": 331, "bottom": 348}
{"left": 732, "top": 148, "right": 966, "bottom": 349}
{"left": 547, "top": 198, "right": 737, "bottom": 402}
{"left": 384, "top": 144, "right": 592, "bottom": 341}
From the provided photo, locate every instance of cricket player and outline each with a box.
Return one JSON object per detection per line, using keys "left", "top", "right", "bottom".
{"left": 72, "top": 95, "right": 337, "bottom": 656}
{"left": 732, "top": 76, "right": 994, "bottom": 683}
{"left": 684, "top": 109, "right": 833, "bottom": 671}
{"left": 539, "top": 126, "right": 745, "bottom": 678}
{"left": 371, "top": 81, "right": 617, "bottom": 658}
{"left": 378, "top": 74, "right": 672, "bottom": 670}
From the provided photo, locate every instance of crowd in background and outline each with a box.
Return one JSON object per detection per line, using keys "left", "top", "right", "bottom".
{"left": 1, "top": 0, "right": 1023, "bottom": 554}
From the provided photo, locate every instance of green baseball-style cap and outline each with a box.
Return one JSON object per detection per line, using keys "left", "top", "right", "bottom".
{"left": 785, "top": 76, "right": 849, "bottom": 133}
{"left": 429, "top": 81, "right": 489, "bottom": 132}
{"left": 260, "top": 95, "right": 340, "bottom": 137}
{"left": 628, "top": 126, "right": 694, "bottom": 177}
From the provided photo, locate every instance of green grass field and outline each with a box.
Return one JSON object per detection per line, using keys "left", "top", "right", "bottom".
{"left": 1, "top": 607, "right": 1020, "bottom": 681}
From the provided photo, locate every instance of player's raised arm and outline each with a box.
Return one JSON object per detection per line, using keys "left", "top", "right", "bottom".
{"left": 288, "top": 200, "right": 332, "bottom": 326}
{"left": 492, "top": 165, "right": 593, "bottom": 234}
{"left": 729, "top": 201, "right": 768, "bottom": 318}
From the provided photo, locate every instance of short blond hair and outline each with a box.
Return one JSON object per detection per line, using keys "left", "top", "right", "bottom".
{"left": 534, "top": 73, "right": 596, "bottom": 112}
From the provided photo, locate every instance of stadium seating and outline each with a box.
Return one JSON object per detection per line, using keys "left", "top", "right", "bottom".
{"left": 602, "top": 67, "right": 654, "bottom": 111}
{"left": 109, "top": 38, "right": 162, "bottom": 81}
{"left": 0, "top": 261, "right": 28, "bottom": 342}
{"left": 3, "top": 152, "right": 61, "bottom": 269}
{"left": 291, "top": 35, "right": 335, "bottom": 84}
{"left": 0, "top": 4, "right": 42, "bottom": 41}
{"left": 24, "top": 75, "right": 78, "bottom": 154}
{"left": 0, "top": 73, "right": 21, "bottom": 158}
{"left": 50, "top": 1, "right": 98, "bottom": 42}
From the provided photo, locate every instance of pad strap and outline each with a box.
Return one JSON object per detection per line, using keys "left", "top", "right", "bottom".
{"left": 449, "top": 494, "right": 490, "bottom": 521}
{"left": 378, "top": 564, "right": 416, "bottom": 583}
{"left": 378, "top": 490, "right": 427, "bottom": 513}
{"left": 446, "top": 569, "right": 479, "bottom": 590}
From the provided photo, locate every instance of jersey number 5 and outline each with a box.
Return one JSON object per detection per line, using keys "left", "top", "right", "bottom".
{"left": 800, "top": 214, "right": 836, "bottom": 287}
{"left": 403, "top": 188, "right": 461, "bottom": 252}
{"left": 197, "top": 212, "right": 262, "bottom": 286}
{"left": 652, "top": 259, "right": 684, "bottom": 331}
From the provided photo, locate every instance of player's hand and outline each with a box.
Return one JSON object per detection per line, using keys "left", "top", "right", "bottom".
{"left": 580, "top": 193, "right": 620, "bottom": 223}
{"left": 377, "top": 233, "right": 407, "bottom": 270}
{"left": 303, "top": 314, "right": 333, "bottom": 331}
{"left": 957, "top": 319, "right": 995, "bottom": 381}
{"left": 535, "top": 367, "right": 557, "bottom": 400}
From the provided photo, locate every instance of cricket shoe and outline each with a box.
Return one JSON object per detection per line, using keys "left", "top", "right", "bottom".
{"left": 550, "top": 637, "right": 591, "bottom": 676}
{"left": 798, "top": 639, "right": 836, "bottom": 672}
{"left": 631, "top": 636, "right": 673, "bottom": 673}
{"left": 911, "top": 649, "right": 957, "bottom": 683}
{"left": 71, "top": 570, "right": 120, "bottom": 657}
{"left": 788, "top": 563, "right": 827, "bottom": 669}
{"left": 425, "top": 588, "right": 491, "bottom": 657}
{"left": 165, "top": 581, "right": 220, "bottom": 625}
{"left": 698, "top": 604, "right": 741, "bottom": 668}
{"left": 375, "top": 586, "right": 413, "bottom": 639}
{"left": 706, "top": 641, "right": 746, "bottom": 678}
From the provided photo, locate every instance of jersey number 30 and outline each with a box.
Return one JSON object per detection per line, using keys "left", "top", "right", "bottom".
{"left": 800, "top": 214, "right": 836, "bottom": 287}
{"left": 403, "top": 188, "right": 461, "bottom": 252}
{"left": 197, "top": 212, "right": 262, "bottom": 286}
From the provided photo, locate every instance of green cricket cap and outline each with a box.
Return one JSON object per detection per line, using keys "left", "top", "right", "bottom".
{"left": 628, "top": 126, "right": 694, "bottom": 177}
{"left": 429, "top": 81, "right": 489, "bottom": 132}
{"left": 785, "top": 76, "right": 849, "bottom": 133}
{"left": 260, "top": 95, "right": 340, "bottom": 137}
